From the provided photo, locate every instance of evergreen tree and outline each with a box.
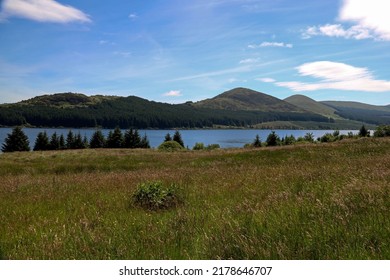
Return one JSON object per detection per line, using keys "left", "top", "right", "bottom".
{"left": 124, "top": 128, "right": 141, "bottom": 148}
{"left": 266, "top": 131, "right": 280, "bottom": 147}
{"left": 49, "top": 132, "right": 60, "bottom": 150}
{"left": 164, "top": 133, "right": 172, "bottom": 142}
{"left": 358, "top": 125, "right": 369, "bottom": 137}
{"left": 140, "top": 134, "right": 150, "bottom": 149}
{"left": 1, "top": 127, "right": 30, "bottom": 152}
{"left": 59, "top": 134, "right": 66, "bottom": 150}
{"left": 83, "top": 135, "right": 89, "bottom": 148}
{"left": 73, "top": 132, "right": 85, "bottom": 149}
{"left": 66, "top": 130, "right": 75, "bottom": 149}
{"left": 33, "top": 131, "right": 50, "bottom": 151}
{"left": 106, "top": 127, "right": 123, "bottom": 148}
{"left": 252, "top": 134, "right": 262, "bottom": 147}
{"left": 173, "top": 130, "right": 184, "bottom": 147}
{"left": 90, "top": 130, "right": 106, "bottom": 148}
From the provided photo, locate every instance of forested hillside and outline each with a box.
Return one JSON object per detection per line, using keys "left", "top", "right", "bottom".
{"left": 0, "top": 90, "right": 329, "bottom": 128}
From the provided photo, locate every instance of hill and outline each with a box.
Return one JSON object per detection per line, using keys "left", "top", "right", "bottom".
{"left": 195, "top": 87, "right": 303, "bottom": 112}
{"left": 321, "top": 101, "right": 390, "bottom": 125}
{"left": 284, "top": 94, "right": 341, "bottom": 120}
{"left": 0, "top": 89, "right": 330, "bottom": 129}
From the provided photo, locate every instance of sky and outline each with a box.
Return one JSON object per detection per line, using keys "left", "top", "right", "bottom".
{"left": 1, "top": 0, "right": 390, "bottom": 105}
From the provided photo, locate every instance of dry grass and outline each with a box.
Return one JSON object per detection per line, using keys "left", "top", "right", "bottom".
{"left": 0, "top": 138, "right": 389, "bottom": 259}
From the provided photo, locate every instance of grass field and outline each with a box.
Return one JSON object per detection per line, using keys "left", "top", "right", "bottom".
{"left": 0, "top": 138, "right": 389, "bottom": 259}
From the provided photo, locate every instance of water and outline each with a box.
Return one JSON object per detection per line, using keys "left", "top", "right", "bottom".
{"left": 0, "top": 128, "right": 358, "bottom": 149}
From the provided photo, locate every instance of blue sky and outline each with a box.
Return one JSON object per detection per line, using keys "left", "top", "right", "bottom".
{"left": 1, "top": 0, "right": 390, "bottom": 105}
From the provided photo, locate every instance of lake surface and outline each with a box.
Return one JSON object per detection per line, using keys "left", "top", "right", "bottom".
{"left": 0, "top": 128, "right": 359, "bottom": 149}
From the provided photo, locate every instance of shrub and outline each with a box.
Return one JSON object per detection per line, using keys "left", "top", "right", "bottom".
{"left": 193, "top": 142, "right": 205, "bottom": 150}
{"left": 132, "top": 181, "right": 182, "bottom": 210}
{"left": 158, "top": 140, "right": 184, "bottom": 151}
{"left": 206, "top": 144, "right": 220, "bottom": 150}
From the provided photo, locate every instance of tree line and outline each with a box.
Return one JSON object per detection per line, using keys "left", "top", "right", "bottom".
{"left": 1, "top": 127, "right": 150, "bottom": 153}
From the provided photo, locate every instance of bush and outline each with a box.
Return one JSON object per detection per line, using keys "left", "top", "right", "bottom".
{"left": 132, "top": 181, "right": 182, "bottom": 210}
{"left": 158, "top": 140, "right": 184, "bottom": 151}
{"left": 193, "top": 142, "right": 205, "bottom": 150}
{"left": 206, "top": 144, "right": 220, "bottom": 150}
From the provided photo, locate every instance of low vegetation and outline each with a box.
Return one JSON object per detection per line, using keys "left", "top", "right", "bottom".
{"left": 0, "top": 137, "right": 389, "bottom": 259}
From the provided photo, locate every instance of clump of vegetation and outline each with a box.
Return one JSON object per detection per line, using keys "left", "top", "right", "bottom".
{"left": 193, "top": 143, "right": 220, "bottom": 150}
{"left": 252, "top": 134, "right": 262, "bottom": 147}
{"left": 193, "top": 142, "right": 205, "bottom": 150}
{"left": 374, "top": 125, "right": 390, "bottom": 137}
{"left": 132, "top": 181, "right": 182, "bottom": 211}
{"left": 158, "top": 140, "right": 184, "bottom": 151}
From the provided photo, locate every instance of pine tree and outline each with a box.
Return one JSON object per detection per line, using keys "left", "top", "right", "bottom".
{"left": 124, "top": 128, "right": 141, "bottom": 148}
{"left": 1, "top": 127, "right": 30, "bottom": 152}
{"left": 173, "top": 130, "right": 184, "bottom": 147}
{"left": 59, "top": 134, "right": 66, "bottom": 150}
{"left": 266, "top": 131, "right": 280, "bottom": 146}
{"left": 66, "top": 130, "right": 75, "bottom": 149}
{"left": 359, "top": 125, "right": 369, "bottom": 137}
{"left": 49, "top": 132, "right": 60, "bottom": 150}
{"left": 140, "top": 134, "right": 150, "bottom": 149}
{"left": 106, "top": 127, "right": 123, "bottom": 148}
{"left": 73, "top": 132, "right": 85, "bottom": 149}
{"left": 252, "top": 134, "right": 262, "bottom": 147}
{"left": 33, "top": 131, "right": 50, "bottom": 151}
{"left": 90, "top": 130, "right": 106, "bottom": 148}
{"left": 164, "top": 133, "right": 172, "bottom": 142}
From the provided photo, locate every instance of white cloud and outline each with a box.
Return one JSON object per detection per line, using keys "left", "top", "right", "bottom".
{"left": 303, "top": 0, "right": 390, "bottom": 41}
{"left": 163, "top": 90, "right": 182, "bottom": 97}
{"left": 303, "top": 24, "right": 373, "bottom": 40}
{"left": 275, "top": 61, "right": 390, "bottom": 92}
{"left": 248, "top": 41, "right": 293, "bottom": 48}
{"left": 128, "top": 13, "right": 138, "bottom": 20}
{"left": 239, "top": 58, "right": 260, "bottom": 64}
{"left": 257, "top": 78, "right": 275, "bottom": 83}
{"left": 0, "top": 0, "right": 91, "bottom": 23}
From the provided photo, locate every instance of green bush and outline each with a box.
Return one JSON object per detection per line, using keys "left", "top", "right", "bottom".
{"left": 132, "top": 181, "right": 182, "bottom": 210}
{"left": 193, "top": 142, "right": 205, "bottom": 150}
{"left": 206, "top": 144, "right": 220, "bottom": 150}
{"left": 158, "top": 140, "right": 184, "bottom": 151}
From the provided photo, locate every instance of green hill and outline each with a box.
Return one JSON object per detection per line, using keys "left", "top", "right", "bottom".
{"left": 195, "top": 87, "right": 304, "bottom": 112}
{"left": 321, "top": 101, "right": 390, "bottom": 125}
{"left": 284, "top": 95, "right": 341, "bottom": 120}
{"left": 0, "top": 89, "right": 329, "bottom": 128}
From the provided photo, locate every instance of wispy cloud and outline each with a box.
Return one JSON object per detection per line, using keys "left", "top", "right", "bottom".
{"left": 0, "top": 0, "right": 91, "bottom": 23}
{"left": 248, "top": 41, "right": 293, "bottom": 48}
{"left": 169, "top": 65, "right": 253, "bottom": 82}
{"left": 163, "top": 90, "right": 182, "bottom": 97}
{"left": 257, "top": 78, "right": 276, "bottom": 83}
{"left": 239, "top": 58, "right": 260, "bottom": 64}
{"left": 128, "top": 13, "right": 138, "bottom": 20}
{"left": 303, "top": 0, "right": 390, "bottom": 41}
{"left": 275, "top": 61, "right": 390, "bottom": 92}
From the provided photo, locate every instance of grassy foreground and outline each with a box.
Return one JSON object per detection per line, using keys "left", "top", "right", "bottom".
{"left": 0, "top": 138, "right": 389, "bottom": 259}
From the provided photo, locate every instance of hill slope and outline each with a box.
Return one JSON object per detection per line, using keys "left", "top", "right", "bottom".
{"left": 321, "top": 101, "right": 390, "bottom": 125}
{"left": 195, "top": 87, "right": 304, "bottom": 112}
{"left": 284, "top": 95, "right": 341, "bottom": 119}
{"left": 0, "top": 89, "right": 329, "bottom": 128}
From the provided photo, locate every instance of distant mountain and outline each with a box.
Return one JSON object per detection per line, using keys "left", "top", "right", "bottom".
{"left": 320, "top": 101, "right": 390, "bottom": 125}
{"left": 0, "top": 88, "right": 384, "bottom": 129}
{"left": 284, "top": 94, "right": 341, "bottom": 119}
{"left": 195, "top": 87, "right": 303, "bottom": 112}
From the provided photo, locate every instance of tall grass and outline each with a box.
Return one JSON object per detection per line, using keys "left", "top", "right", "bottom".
{"left": 0, "top": 138, "right": 389, "bottom": 259}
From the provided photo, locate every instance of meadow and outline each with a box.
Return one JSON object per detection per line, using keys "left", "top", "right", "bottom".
{"left": 0, "top": 137, "right": 389, "bottom": 259}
